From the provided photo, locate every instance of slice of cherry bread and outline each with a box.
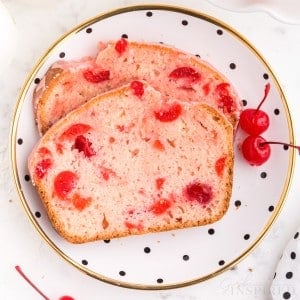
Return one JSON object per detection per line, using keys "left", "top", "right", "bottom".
{"left": 28, "top": 81, "right": 234, "bottom": 244}
{"left": 34, "top": 39, "right": 241, "bottom": 135}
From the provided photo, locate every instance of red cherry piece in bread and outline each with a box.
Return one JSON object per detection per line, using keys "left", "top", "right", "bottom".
{"left": 38, "top": 147, "right": 52, "bottom": 156}
{"left": 130, "top": 80, "right": 144, "bottom": 97}
{"left": 73, "top": 135, "right": 96, "bottom": 157}
{"left": 241, "top": 135, "right": 271, "bottom": 166}
{"left": 124, "top": 221, "right": 144, "bottom": 231}
{"left": 153, "top": 139, "right": 165, "bottom": 151}
{"left": 215, "top": 156, "right": 226, "bottom": 177}
{"left": 239, "top": 83, "right": 271, "bottom": 135}
{"left": 71, "top": 193, "right": 91, "bottom": 211}
{"left": 185, "top": 181, "right": 213, "bottom": 205}
{"left": 156, "top": 177, "right": 165, "bottom": 190}
{"left": 35, "top": 158, "right": 53, "bottom": 179}
{"left": 149, "top": 198, "right": 172, "bottom": 215}
{"left": 54, "top": 171, "right": 78, "bottom": 199}
{"left": 115, "top": 38, "right": 128, "bottom": 54}
{"left": 169, "top": 67, "right": 201, "bottom": 82}
{"left": 216, "top": 82, "right": 234, "bottom": 113}
{"left": 154, "top": 103, "right": 182, "bottom": 122}
{"left": 83, "top": 69, "right": 110, "bottom": 83}
{"left": 59, "top": 297, "right": 75, "bottom": 300}
{"left": 60, "top": 123, "right": 92, "bottom": 141}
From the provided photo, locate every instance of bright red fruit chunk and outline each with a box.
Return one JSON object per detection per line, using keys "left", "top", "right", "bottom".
{"left": 130, "top": 80, "right": 144, "bottom": 97}
{"left": 149, "top": 198, "right": 172, "bottom": 215}
{"left": 35, "top": 159, "right": 53, "bottom": 179}
{"left": 215, "top": 156, "right": 226, "bottom": 177}
{"left": 216, "top": 82, "right": 234, "bottom": 113}
{"left": 156, "top": 177, "right": 165, "bottom": 190}
{"left": 115, "top": 38, "right": 128, "bottom": 54}
{"left": 72, "top": 193, "right": 91, "bottom": 211}
{"left": 154, "top": 103, "right": 182, "bottom": 122}
{"left": 185, "top": 181, "right": 213, "bottom": 205}
{"left": 54, "top": 171, "right": 78, "bottom": 199}
{"left": 169, "top": 67, "right": 201, "bottom": 82}
{"left": 74, "top": 135, "right": 96, "bottom": 157}
{"left": 239, "top": 109, "right": 270, "bottom": 136}
{"left": 83, "top": 69, "right": 110, "bottom": 83}
{"left": 241, "top": 135, "right": 271, "bottom": 166}
{"left": 60, "top": 123, "right": 92, "bottom": 141}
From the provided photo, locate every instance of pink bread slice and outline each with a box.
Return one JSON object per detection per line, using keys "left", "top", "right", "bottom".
{"left": 34, "top": 39, "right": 241, "bottom": 135}
{"left": 28, "top": 81, "right": 234, "bottom": 244}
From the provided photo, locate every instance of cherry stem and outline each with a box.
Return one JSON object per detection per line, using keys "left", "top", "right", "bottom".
{"left": 256, "top": 83, "right": 271, "bottom": 112}
{"left": 15, "top": 265, "right": 50, "bottom": 300}
{"left": 260, "top": 141, "right": 300, "bottom": 154}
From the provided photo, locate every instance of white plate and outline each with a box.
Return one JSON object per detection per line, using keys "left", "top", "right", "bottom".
{"left": 206, "top": 0, "right": 300, "bottom": 25}
{"left": 11, "top": 5, "right": 294, "bottom": 289}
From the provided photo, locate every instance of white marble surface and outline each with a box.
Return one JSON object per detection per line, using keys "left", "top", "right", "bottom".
{"left": 1, "top": 0, "right": 300, "bottom": 299}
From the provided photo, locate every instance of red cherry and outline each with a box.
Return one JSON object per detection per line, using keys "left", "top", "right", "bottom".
{"left": 73, "top": 135, "right": 96, "bottom": 157}
{"left": 239, "top": 83, "right": 270, "bottom": 135}
{"left": 154, "top": 103, "right": 182, "bottom": 122}
{"left": 82, "top": 69, "right": 110, "bottom": 83}
{"left": 54, "top": 171, "right": 78, "bottom": 199}
{"left": 241, "top": 136, "right": 271, "bottom": 166}
{"left": 184, "top": 181, "right": 213, "bottom": 205}
{"left": 115, "top": 38, "right": 128, "bottom": 54}
{"left": 241, "top": 135, "right": 300, "bottom": 166}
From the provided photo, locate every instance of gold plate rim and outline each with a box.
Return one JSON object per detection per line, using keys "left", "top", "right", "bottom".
{"left": 10, "top": 3, "right": 295, "bottom": 290}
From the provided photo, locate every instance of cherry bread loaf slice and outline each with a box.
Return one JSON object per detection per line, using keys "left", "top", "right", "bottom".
{"left": 34, "top": 39, "right": 241, "bottom": 135}
{"left": 28, "top": 81, "right": 234, "bottom": 244}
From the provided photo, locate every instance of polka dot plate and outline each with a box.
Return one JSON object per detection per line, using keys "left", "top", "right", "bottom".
{"left": 11, "top": 4, "right": 295, "bottom": 289}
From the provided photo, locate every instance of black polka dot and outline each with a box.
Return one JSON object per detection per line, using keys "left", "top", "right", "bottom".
{"left": 157, "top": 278, "right": 163, "bottom": 283}
{"left": 274, "top": 108, "right": 280, "bottom": 115}
{"left": 229, "top": 63, "right": 236, "bottom": 70}
{"left": 183, "top": 254, "right": 189, "bottom": 261}
{"left": 290, "top": 251, "right": 296, "bottom": 259}
{"left": 146, "top": 11, "right": 153, "bottom": 17}
{"left": 119, "top": 270, "right": 126, "bottom": 276}
{"left": 103, "top": 239, "right": 110, "bottom": 243}
{"left": 235, "top": 200, "right": 241, "bottom": 207}
{"left": 59, "top": 52, "right": 65, "bottom": 58}
{"left": 208, "top": 228, "right": 215, "bottom": 235}
{"left": 273, "top": 272, "right": 277, "bottom": 279}
{"left": 283, "top": 145, "right": 289, "bottom": 150}
{"left": 121, "top": 33, "right": 128, "bottom": 39}
{"left": 286, "top": 271, "right": 293, "bottom": 279}
{"left": 182, "top": 20, "right": 188, "bottom": 26}
{"left": 35, "top": 211, "right": 41, "bottom": 218}
{"left": 17, "top": 138, "right": 23, "bottom": 145}
{"left": 260, "top": 172, "right": 267, "bottom": 179}
{"left": 283, "top": 291, "right": 291, "bottom": 299}
{"left": 144, "top": 247, "right": 151, "bottom": 253}
{"left": 294, "top": 232, "right": 299, "bottom": 239}
{"left": 242, "top": 99, "right": 247, "bottom": 107}
{"left": 24, "top": 174, "right": 30, "bottom": 181}
{"left": 195, "top": 54, "right": 201, "bottom": 58}
{"left": 86, "top": 27, "right": 92, "bottom": 34}
{"left": 218, "top": 260, "right": 225, "bottom": 266}
{"left": 34, "top": 78, "right": 40, "bottom": 84}
{"left": 263, "top": 73, "right": 269, "bottom": 80}
{"left": 268, "top": 205, "right": 274, "bottom": 212}
{"left": 217, "top": 29, "right": 223, "bottom": 35}
{"left": 244, "top": 234, "right": 250, "bottom": 240}
{"left": 81, "top": 259, "right": 88, "bottom": 265}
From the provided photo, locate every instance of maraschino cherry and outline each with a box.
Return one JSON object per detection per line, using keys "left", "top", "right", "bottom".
{"left": 15, "top": 265, "right": 74, "bottom": 300}
{"left": 241, "top": 135, "right": 300, "bottom": 166}
{"left": 239, "top": 83, "right": 270, "bottom": 136}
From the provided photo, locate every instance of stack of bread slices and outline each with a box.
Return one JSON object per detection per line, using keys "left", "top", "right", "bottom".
{"left": 28, "top": 39, "right": 241, "bottom": 243}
